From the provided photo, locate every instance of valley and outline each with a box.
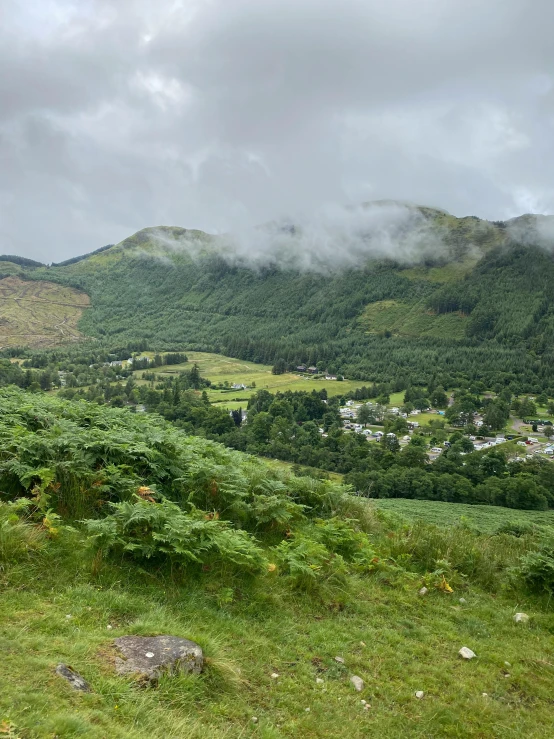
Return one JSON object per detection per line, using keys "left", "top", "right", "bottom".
{"left": 2, "top": 206, "right": 554, "bottom": 737}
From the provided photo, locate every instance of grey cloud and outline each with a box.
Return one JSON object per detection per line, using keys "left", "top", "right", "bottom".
{"left": 1, "top": 0, "right": 554, "bottom": 261}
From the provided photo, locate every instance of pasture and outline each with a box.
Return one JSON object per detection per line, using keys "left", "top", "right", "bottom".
{"left": 151, "top": 351, "right": 367, "bottom": 407}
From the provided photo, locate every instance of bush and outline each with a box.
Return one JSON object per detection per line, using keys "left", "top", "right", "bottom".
{"left": 517, "top": 541, "right": 554, "bottom": 593}
{"left": 83, "top": 498, "right": 267, "bottom": 575}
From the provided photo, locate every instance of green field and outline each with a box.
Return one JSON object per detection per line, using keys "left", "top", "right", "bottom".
{"left": 372, "top": 498, "right": 554, "bottom": 533}
{"left": 359, "top": 299, "right": 468, "bottom": 340}
{"left": 146, "top": 351, "right": 369, "bottom": 407}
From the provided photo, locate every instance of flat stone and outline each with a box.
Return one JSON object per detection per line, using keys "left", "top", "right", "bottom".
{"left": 514, "top": 612, "right": 529, "bottom": 624}
{"left": 55, "top": 664, "right": 91, "bottom": 692}
{"left": 350, "top": 675, "right": 364, "bottom": 691}
{"left": 459, "top": 647, "right": 476, "bottom": 660}
{"left": 114, "top": 635, "right": 203, "bottom": 682}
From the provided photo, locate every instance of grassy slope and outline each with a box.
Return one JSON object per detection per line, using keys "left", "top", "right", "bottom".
{"left": 0, "top": 276, "right": 89, "bottom": 349}
{"left": 1, "top": 388, "right": 554, "bottom": 738}
{"left": 2, "top": 525, "right": 554, "bottom": 739}
{"left": 373, "top": 498, "right": 554, "bottom": 534}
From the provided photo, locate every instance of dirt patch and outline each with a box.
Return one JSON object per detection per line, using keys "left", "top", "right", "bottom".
{"left": 0, "top": 276, "right": 90, "bottom": 349}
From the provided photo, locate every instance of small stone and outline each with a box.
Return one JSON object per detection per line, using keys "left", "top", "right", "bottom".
{"left": 65, "top": 614, "right": 72, "bottom": 619}
{"left": 363, "top": 704, "right": 370, "bottom": 710}
{"left": 459, "top": 598, "right": 467, "bottom": 604}
{"left": 145, "top": 652, "right": 155, "bottom": 658}
{"left": 360, "top": 699, "right": 366, "bottom": 705}
{"left": 459, "top": 647, "right": 476, "bottom": 660}
{"left": 504, "top": 673, "right": 510, "bottom": 678}
{"left": 335, "top": 656, "right": 345, "bottom": 664}
{"left": 504, "top": 661, "right": 511, "bottom": 668}
{"left": 418, "top": 587, "right": 429, "bottom": 596}
{"left": 271, "top": 672, "right": 279, "bottom": 679}
{"left": 482, "top": 693, "right": 488, "bottom": 697}
{"left": 251, "top": 717, "right": 258, "bottom": 724}
{"left": 360, "top": 641, "right": 366, "bottom": 647}
{"left": 514, "top": 612, "right": 529, "bottom": 624}
{"left": 350, "top": 675, "right": 364, "bottom": 692}
{"left": 55, "top": 664, "right": 90, "bottom": 692}
{"left": 305, "top": 707, "right": 310, "bottom": 712}
{"left": 107, "top": 624, "right": 113, "bottom": 630}
{"left": 316, "top": 677, "right": 324, "bottom": 684}
{"left": 415, "top": 691, "right": 424, "bottom": 699}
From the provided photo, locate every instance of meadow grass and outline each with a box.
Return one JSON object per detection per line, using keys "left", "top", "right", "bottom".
{"left": 372, "top": 498, "right": 554, "bottom": 534}
{"left": 2, "top": 518, "right": 554, "bottom": 739}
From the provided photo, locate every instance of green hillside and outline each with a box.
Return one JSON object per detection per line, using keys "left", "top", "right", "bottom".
{"left": 2, "top": 387, "right": 554, "bottom": 738}
{"left": 5, "top": 204, "right": 554, "bottom": 391}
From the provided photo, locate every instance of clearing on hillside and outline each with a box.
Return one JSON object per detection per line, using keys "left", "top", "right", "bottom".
{"left": 0, "top": 276, "right": 89, "bottom": 349}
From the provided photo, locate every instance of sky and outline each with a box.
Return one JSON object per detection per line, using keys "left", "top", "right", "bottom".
{"left": 2, "top": 0, "right": 554, "bottom": 262}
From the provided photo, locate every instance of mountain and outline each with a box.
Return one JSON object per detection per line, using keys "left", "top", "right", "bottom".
{"left": 3, "top": 203, "right": 554, "bottom": 391}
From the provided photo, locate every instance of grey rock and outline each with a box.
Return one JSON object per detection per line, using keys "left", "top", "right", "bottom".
{"left": 459, "top": 597, "right": 467, "bottom": 604}
{"left": 334, "top": 656, "right": 345, "bottom": 664}
{"left": 55, "top": 664, "right": 91, "bottom": 692}
{"left": 418, "top": 587, "right": 429, "bottom": 596}
{"left": 514, "top": 612, "right": 529, "bottom": 624}
{"left": 114, "top": 635, "right": 203, "bottom": 682}
{"left": 350, "top": 675, "right": 364, "bottom": 691}
{"left": 459, "top": 647, "right": 476, "bottom": 660}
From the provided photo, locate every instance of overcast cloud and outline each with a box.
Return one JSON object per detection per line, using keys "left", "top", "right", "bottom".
{"left": 1, "top": 0, "right": 554, "bottom": 261}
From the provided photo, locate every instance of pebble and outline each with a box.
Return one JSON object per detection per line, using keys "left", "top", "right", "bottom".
{"left": 504, "top": 661, "right": 511, "bottom": 667}
{"left": 251, "top": 717, "right": 258, "bottom": 724}
{"left": 514, "top": 612, "right": 529, "bottom": 624}
{"left": 482, "top": 693, "right": 488, "bottom": 697}
{"left": 107, "top": 624, "right": 113, "bottom": 630}
{"left": 271, "top": 672, "right": 279, "bottom": 679}
{"left": 415, "top": 691, "right": 424, "bottom": 699}
{"left": 145, "top": 652, "right": 155, "bottom": 658}
{"left": 335, "top": 656, "right": 345, "bottom": 664}
{"left": 350, "top": 675, "right": 364, "bottom": 692}
{"left": 316, "top": 677, "right": 324, "bottom": 685}
{"left": 65, "top": 614, "right": 72, "bottom": 619}
{"left": 360, "top": 700, "right": 366, "bottom": 705}
{"left": 459, "top": 647, "right": 476, "bottom": 660}
{"left": 459, "top": 597, "right": 467, "bottom": 604}
{"left": 363, "top": 704, "right": 370, "bottom": 711}
{"left": 305, "top": 707, "right": 310, "bottom": 713}
{"left": 418, "top": 587, "right": 429, "bottom": 596}
{"left": 360, "top": 641, "right": 366, "bottom": 647}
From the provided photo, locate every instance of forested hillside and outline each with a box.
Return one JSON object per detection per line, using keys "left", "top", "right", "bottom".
{"left": 5, "top": 204, "right": 554, "bottom": 391}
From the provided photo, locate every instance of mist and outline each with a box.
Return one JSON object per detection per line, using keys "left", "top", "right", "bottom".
{"left": 150, "top": 202, "right": 455, "bottom": 273}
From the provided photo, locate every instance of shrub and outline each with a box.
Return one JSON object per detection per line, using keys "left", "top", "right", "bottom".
{"left": 275, "top": 534, "right": 348, "bottom": 591}
{"left": 517, "top": 541, "right": 554, "bottom": 593}
{"left": 83, "top": 498, "right": 267, "bottom": 575}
